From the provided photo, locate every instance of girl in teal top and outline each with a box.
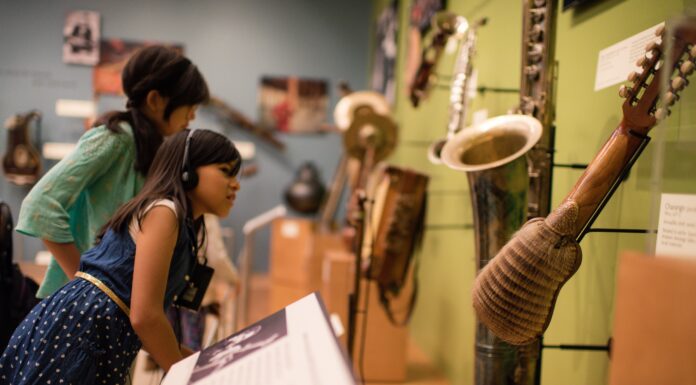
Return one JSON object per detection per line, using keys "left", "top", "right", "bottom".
{"left": 16, "top": 45, "right": 210, "bottom": 298}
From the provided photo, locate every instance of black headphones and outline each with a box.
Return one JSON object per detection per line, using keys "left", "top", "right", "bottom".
{"left": 181, "top": 129, "right": 198, "bottom": 190}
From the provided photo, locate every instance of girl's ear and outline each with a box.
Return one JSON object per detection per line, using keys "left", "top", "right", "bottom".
{"left": 144, "top": 90, "right": 168, "bottom": 116}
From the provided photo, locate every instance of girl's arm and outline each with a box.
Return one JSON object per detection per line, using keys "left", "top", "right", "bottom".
{"left": 130, "top": 205, "right": 183, "bottom": 372}
{"left": 16, "top": 127, "right": 131, "bottom": 281}
{"left": 42, "top": 240, "right": 80, "bottom": 279}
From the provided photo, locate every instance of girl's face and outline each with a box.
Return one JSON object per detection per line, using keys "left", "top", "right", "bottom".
{"left": 189, "top": 161, "right": 240, "bottom": 218}
{"left": 157, "top": 104, "right": 198, "bottom": 136}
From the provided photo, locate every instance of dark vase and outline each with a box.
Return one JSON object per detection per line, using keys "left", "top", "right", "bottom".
{"left": 284, "top": 162, "right": 326, "bottom": 214}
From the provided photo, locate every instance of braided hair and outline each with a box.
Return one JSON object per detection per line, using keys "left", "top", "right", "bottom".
{"left": 94, "top": 45, "right": 210, "bottom": 175}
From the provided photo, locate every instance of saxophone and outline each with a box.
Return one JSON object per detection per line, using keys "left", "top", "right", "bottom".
{"left": 428, "top": 17, "right": 486, "bottom": 165}
{"left": 441, "top": 0, "right": 558, "bottom": 384}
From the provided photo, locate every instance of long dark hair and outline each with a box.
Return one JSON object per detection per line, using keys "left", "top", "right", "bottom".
{"left": 97, "top": 129, "right": 242, "bottom": 248}
{"left": 94, "top": 45, "right": 210, "bottom": 175}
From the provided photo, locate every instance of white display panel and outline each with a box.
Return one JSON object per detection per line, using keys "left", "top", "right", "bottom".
{"left": 162, "top": 292, "right": 355, "bottom": 385}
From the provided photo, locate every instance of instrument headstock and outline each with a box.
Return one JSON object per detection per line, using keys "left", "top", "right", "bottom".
{"left": 620, "top": 22, "right": 696, "bottom": 133}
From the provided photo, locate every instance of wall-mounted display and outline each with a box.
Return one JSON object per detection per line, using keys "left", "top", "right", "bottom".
{"left": 258, "top": 76, "right": 328, "bottom": 134}
{"left": 472, "top": 21, "right": 696, "bottom": 346}
{"left": 93, "top": 39, "right": 183, "bottom": 95}
{"left": 62, "top": 10, "right": 100, "bottom": 66}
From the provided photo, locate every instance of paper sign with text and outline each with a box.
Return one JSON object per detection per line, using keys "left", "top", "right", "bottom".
{"left": 656, "top": 193, "right": 696, "bottom": 258}
{"left": 594, "top": 23, "right": 664, "bottom": 91}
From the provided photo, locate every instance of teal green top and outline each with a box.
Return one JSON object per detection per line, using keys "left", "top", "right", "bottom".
{"left": 15, "top": 122, "right": 145, "bottom": 298}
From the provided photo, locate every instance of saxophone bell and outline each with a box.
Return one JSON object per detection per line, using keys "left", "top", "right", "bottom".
{"left": 441, "top": 114, "right": 542, "bottom": 385}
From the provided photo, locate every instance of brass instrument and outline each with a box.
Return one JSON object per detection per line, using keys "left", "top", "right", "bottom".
{"left": 440, "top": 0, "right": 558, "bottom": 384}
{"left": 428, "top": 17, "right": 486, "bottom": 165}
{"left": 519, "top": 0, "right": 558, "bottom": 220}
{"left": 442, "top": 115, "right": 542, "bottom": 385}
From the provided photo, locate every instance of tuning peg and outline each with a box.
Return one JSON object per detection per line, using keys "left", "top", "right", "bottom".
{"left": 663, "top": 91, "right": 679, "bottom": 106}
{"left": 655, "top": 24, "right": 665, "bottom": 37}
{"left": 619, "top": 85, "right": 632, "bottom": 98}
{"left": 671, "top": 76, "right": 688, "bottom": 91}
{"left": 655, "top": 107, "right": 670, "bottom": 120}
{"left": 636, "top": 56, "right": 649, "bottom": 68}
{"left": 645, "top": 41, "right": 660, "bottom": 53}
{"left": 627, "top": 71, "right": 641, "bottom": 83}
{"left": 680, "top": 61, "right": 695, "bottom": 76}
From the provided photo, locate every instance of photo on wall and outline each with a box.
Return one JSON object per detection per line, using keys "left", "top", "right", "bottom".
{"left": 258, "top": 76, "right": 329, "bottom": 134}
{"left": 92, "top": 39, "right": 183, "bottom": 95}
{"left": 62, "top": 10, "right": 100, "bottom": 65}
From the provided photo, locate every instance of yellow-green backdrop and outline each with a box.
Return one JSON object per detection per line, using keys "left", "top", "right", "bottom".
{"left": 369, "top": 0, "right": 696, "bottom": 384}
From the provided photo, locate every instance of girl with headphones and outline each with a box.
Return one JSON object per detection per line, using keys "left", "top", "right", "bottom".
{"left": 15, "top": 45, "right": 209, "bottom": 299}
{"left": 1, "top": 129, "right": 242, "bottom": 383}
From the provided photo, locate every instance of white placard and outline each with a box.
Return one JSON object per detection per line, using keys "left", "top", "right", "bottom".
{"left": 162, "top": 293, "right": 355, "bottom": 385}
{"left": 55, "top": 99, "right": 96, "bottom": 118}
{"left": 656, "top": 193, "right": 696, "bottom": 258}
{"left": 594, "top": 22, "right": 664, "bottom": 91}
{"left": 42, "top": 142, "right": 76, "bottom": 160}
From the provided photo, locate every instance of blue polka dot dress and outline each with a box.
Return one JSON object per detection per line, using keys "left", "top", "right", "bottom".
{"left": 1, "top": 279, "right": 140, "bottom": 384}
{"left": 0, "top": 207, "right": 195, "bottom": 385}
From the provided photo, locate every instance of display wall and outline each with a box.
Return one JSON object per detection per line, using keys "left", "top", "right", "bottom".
{"left": 378, "top": 0, "right": 696, "bottom": 384}
{"left": 0, "top": 0, "right": 372, "bottom": 270}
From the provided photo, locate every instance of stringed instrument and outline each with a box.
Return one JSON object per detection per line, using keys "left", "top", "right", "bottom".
{"left": 472, "top": 21, "right": 696, "bottom": 345}
{"left": 363, "top": 164, "right": 428, "bottom": 325}
{"left": 2, "top": 111, "right": 42, "bottom": 186}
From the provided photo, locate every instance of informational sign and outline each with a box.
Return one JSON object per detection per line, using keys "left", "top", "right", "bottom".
{"left": 594, "top": 23, "right": 664, "bottom": 91}
{"left": 656, "top": 193, "right": 696, "bottom": 258}
{"left": 162, "top": 292, "right": 355, "bottom": 385}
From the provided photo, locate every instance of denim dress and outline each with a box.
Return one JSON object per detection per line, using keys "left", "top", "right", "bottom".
{"left": 0, "top": 216, "right": 195, "bottom": 385}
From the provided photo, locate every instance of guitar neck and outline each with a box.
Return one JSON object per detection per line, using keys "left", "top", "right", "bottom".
{"left": 562, "top": 120, "right": 650, "bottom": 240}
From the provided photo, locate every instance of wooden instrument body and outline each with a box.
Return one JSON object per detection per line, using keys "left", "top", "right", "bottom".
{"left": 2, "top": 112, "right": 42, "bottom": 186}
{"left": 366, "top": 166, "right": 429, "bottom": 296}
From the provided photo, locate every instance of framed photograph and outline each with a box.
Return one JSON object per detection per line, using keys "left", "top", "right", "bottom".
{"left": 258, "top": 76, "right": 329, "bottom": 134}
{"left": 92, "top": 39, "right": 183, "bottom": 95}
{"left": 62, "top": 10, "right": 100, "bottom": 65}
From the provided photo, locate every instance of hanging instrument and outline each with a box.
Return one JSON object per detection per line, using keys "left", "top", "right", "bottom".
{"left": 428, "top": 17, "right": 487, "bottom": 165}
{"left": 441, "top": 1, "right": 558, "bottom": 384}
{"left": 520, "top": 0, "right": 558, "bottom": 220}
{"left": 472, "top": 20, "right": 696, "bottom": 346}
{"left": 2, "top": 111, "right": 42, "bottom": 186}
{"left": 333, "top": 91, "right": 397, "bottom": 357}
{"left": 362, "top": 164, "right": 428, "bottom": 325}
{"left": 410, "top": 12, "right": 469, "bottom": 107}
